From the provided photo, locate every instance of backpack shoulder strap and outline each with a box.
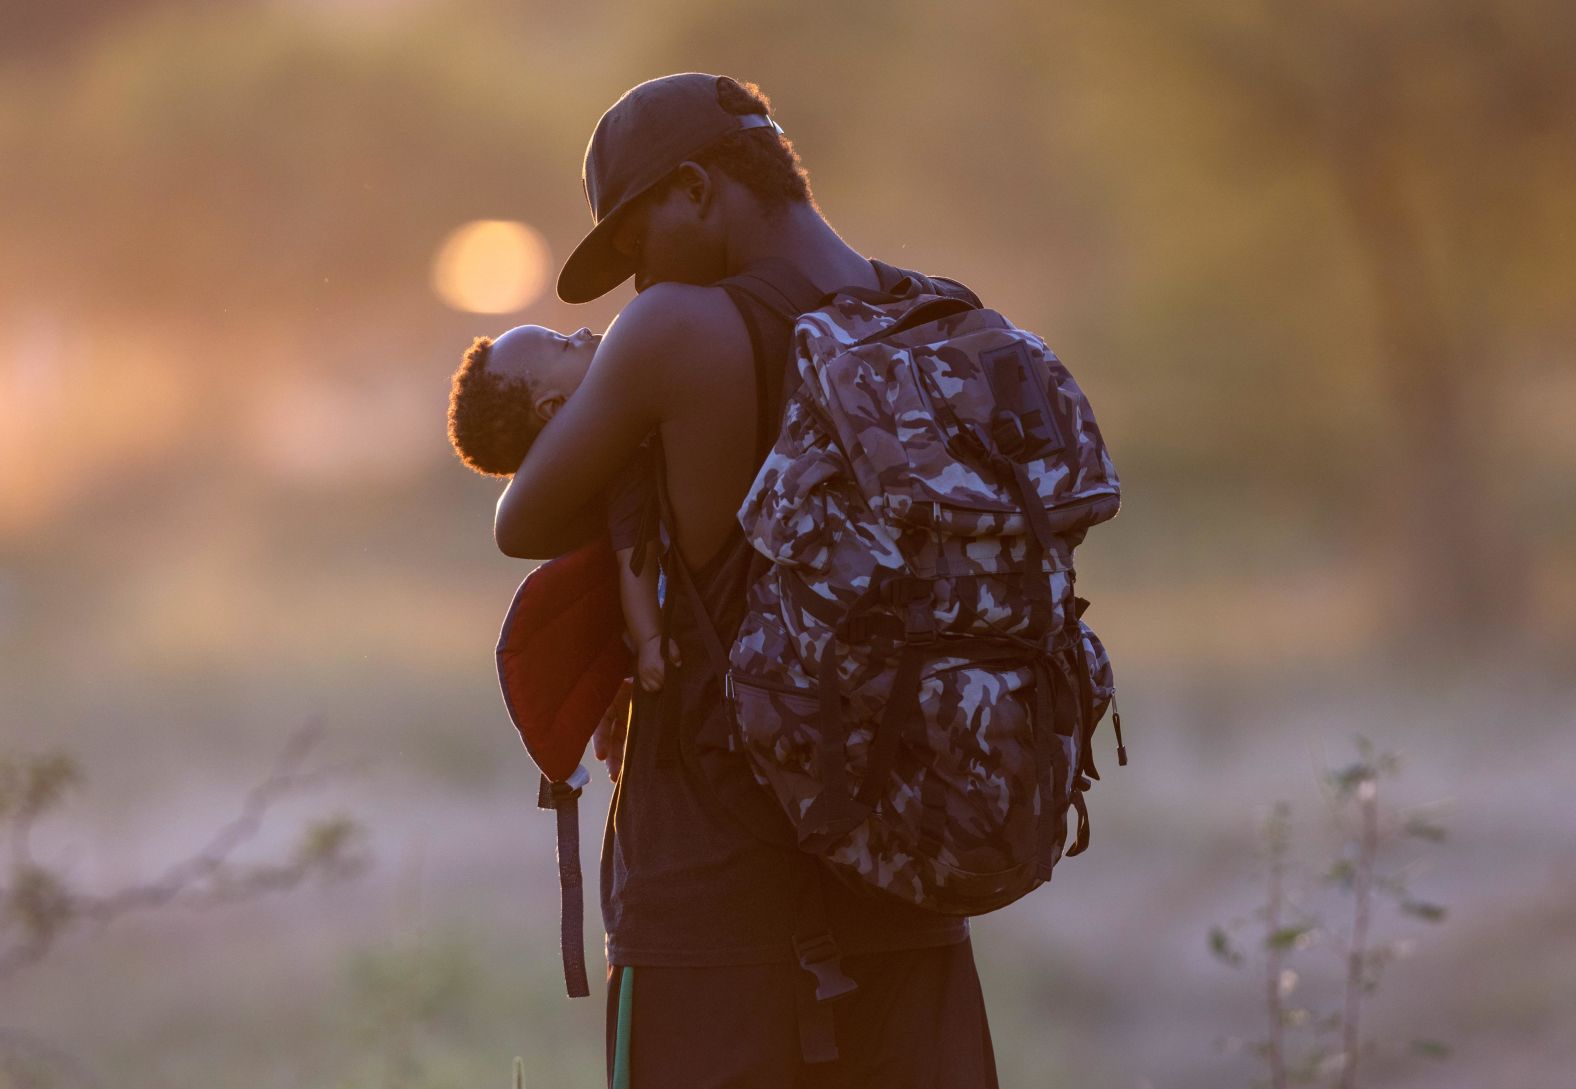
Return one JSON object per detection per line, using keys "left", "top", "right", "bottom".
{"left": 644, "top": 261, "right": 801, "bottom": 701}
{"left": 716, "top": 264, "right": 814, "bottom": 463}
{"left": 648, "top": 437, "right": 734, "bottom": 702}
{"left": 870, "top": 258, "right": 984, "bottom": 307}
{"left": 723, "top": 257, "right": 826, "bottom": 322}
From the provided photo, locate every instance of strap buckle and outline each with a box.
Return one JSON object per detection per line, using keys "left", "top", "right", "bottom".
{"left": 793, "top": 931, "right": 858, "bottom": 1003}
{"left": 991, "top": 410, "right": 1026, "bottom": 456}
{"left": 537, "top": 766, "right": 591, "bottom": 810}
{"left": 903, "top": 597, "right": 937, "bottom": 645}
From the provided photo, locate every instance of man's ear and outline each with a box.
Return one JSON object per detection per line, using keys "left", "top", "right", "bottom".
{"left": 534, "top": 391, "right": 566, "bottom": 423}
{"left": 673, "top": 161, "right": 713, "bottom": 214}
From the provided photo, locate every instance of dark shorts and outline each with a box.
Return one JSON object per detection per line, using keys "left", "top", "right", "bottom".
{"left": 605, "top": 937, "right": 999, "bottom": 1089}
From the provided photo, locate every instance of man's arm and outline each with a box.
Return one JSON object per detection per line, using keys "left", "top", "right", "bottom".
{"left": 494, "top": 286, "right": 686, "bottom": 559}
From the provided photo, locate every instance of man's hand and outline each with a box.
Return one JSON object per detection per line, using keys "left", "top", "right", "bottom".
{"left": 592, "top": 678, "right": 633, "bottom": 782}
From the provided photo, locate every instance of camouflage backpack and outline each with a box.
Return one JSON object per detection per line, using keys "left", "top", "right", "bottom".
{"left": 723, "top": 260, "right": 1126, "bottom": 916}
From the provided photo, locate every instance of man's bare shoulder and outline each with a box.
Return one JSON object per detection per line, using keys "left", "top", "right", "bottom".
{"left": 603, "top": 282, "right": 747, "bottom": 362}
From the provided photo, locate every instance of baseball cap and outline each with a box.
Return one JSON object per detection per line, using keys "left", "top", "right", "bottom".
{"left": 556, "top": 73, "right": 781, "bottom": 304}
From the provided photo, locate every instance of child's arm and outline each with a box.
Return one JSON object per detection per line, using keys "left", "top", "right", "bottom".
{"left": 617, "top": 547, "right": 679, "bottom": 692}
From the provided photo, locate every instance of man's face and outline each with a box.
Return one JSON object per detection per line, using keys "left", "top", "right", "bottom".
{"left": 611, "top": 168, "right": 727, "bottom": 292}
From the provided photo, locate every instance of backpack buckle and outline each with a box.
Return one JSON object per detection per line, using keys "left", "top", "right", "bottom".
{"left": 991, "top": 411, "right": 1026, "bottom": 457}
{"left": 903, "top": 598, "right": 938, "bottom": 645}
{"left": 793, "top": 931, "right": 858, "bottom": 1003}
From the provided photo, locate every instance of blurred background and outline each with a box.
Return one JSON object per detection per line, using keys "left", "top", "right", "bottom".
{"left": 2, "top": 0, "right": 1572, "bottom": 1086}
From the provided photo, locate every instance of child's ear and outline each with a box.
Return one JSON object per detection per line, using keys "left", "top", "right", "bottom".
{"left": 534, "top": 392, "right": 566, "bottom": 423}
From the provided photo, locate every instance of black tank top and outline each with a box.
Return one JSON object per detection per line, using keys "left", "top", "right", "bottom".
{"left": 599, "top": 261, "right": 970, "bottom": 966}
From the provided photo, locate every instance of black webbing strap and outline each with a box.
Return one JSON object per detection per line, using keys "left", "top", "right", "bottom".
{"left": 852, "top": 642, "right": 925, "bottom": 811}
{"left": 980, "top": 443, "right": 1060, "bottom": 637}
{"left": 654, "top": 552, "right": 681, "bottom": 770}
{"left": 1068, "top": 777, "right": 1092, "bottom": 857}
{"left": 797, "top": 573, "right": 898, "bottom": 848}
{"left": 1069, "top": 586, "right": 1129, "bottom": 775}
{"left": 537, "top": 768, "right": 591, "bottom": 998}
{"left": 729, "top": 259, "right": 825, "bottom": 321}
{"left": 723, "top": 290, "right": 778, "bottom": 467}
{"left": 1068, "top": 592, "right": 1102, "bottom": 783}
{"left": 1111, "top": 693, "right": 1128, "bottom": 767}
{"left": 1008, "top": 459, "right": 1059, "bottom": 555}
{"left": 1029, "top": 658, "right": 1067, "bottom": 881}
{"left": 628, "top": 505, "right": 653, "bottom": 579}
{"left": 647, "top": 438, "right": 735, "bottom": 758}
{"left": 857, "top": 630, "right": 1055, "bottom": 836}
{"left": 669, "top": 536, "right": 732, "bottom": 697}
{"left": 1047, "top": 650, "right": 1096, "bottom": 862}
{"left": 1020, "top": 531, "right": 1056, "bottom": 633}
{"left": 718, "top": 262, "right": 821, "bottom": 467}
{"left": 792, "top": 866, "right": 857, "bottom": 1065}
{"left": 794, "top": 967, "right": 840, "bottom": 1066}
{"left": 781, "top": 564, "right": 859, "bottom": 631}
{"left": 799, "top": 639, "right": 865, "bottom": 850}
{"left": 642, "top": 259, "right": 822, "bottom": 711}
{"left": 918, "top": 769, "right": 949, "bottom": 857}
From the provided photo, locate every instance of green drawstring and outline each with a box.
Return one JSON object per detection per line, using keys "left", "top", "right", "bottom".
{"left": 612, "top": 966, "right": 634, "bottom": 1089}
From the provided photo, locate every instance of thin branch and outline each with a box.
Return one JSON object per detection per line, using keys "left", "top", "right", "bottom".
{"left": 0, "top": 723, "right": 369, "bottom": 981}
{"left": 1339, "top": 777, "right": 1380, "bottom": 1089}
{"left": 1264, "top": 804, "right": 1290, "bottom": 1089}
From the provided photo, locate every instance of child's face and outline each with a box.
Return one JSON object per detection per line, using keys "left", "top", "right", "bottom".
{"left": 490, "top": 325, "right": 602, "bottom": 403}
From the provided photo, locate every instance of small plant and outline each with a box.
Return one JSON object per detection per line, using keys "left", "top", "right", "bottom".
{"left": 1208, "top": 737, "right": 1451, "bottom": 1088}
{"left": 339, "top": 931, "right": 484, "bottom": 1089}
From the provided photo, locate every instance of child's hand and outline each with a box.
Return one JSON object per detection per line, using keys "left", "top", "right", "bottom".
{"left": 635, "top": 635, "right": 682, "bottom": 693}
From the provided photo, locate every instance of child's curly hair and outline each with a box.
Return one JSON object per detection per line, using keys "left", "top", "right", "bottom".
{"left": 447, "top": 336, "right": 542, "bottom": 477}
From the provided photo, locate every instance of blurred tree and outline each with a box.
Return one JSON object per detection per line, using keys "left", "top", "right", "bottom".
{"left": 0, "top": 0, "right": 673, "bottom": 357}
{"left": 2, "top": 0, "right": 1571, "bottom": 651}
{"left": 1085, "top": 0, "right": 1576, "bottom": 645}
{"left": 0, "top": 0, "right": 181, "bottom": 62}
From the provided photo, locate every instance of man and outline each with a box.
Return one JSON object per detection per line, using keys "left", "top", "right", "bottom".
{"left": 495, "top": 72, "right": 999, "bottom": 1088}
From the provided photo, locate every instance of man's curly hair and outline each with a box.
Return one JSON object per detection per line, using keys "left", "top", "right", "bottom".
{"left": 657, "top": 77, "right": 816, "bottom": 215}
{"left": 447, "top": 336, "right": 542, "bottom": 477}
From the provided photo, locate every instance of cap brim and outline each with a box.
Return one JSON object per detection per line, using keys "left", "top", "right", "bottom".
{"left": 556, "top": 208, "right": 638, "bottom": 305}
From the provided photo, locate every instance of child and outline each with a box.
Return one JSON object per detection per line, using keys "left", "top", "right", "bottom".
{"left": 447, "top": 325, "right": 676, "bottom": 697}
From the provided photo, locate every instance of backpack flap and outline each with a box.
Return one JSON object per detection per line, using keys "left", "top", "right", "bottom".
{"left": 792, "top": 298, "right": 1120, "bottom": 561}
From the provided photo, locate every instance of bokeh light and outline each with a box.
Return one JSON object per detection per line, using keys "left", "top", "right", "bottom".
{"left": 430, "top": 219, "right": 550, "bottom": 314}
{"left": 0, "top": 319, "right": 192, "bottom": 536}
